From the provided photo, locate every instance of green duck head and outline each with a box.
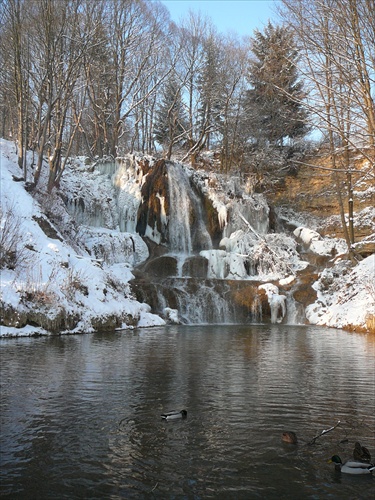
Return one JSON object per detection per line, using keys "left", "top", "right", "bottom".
{"left": 328, "top": 455, "right": 342, "bottom": 465}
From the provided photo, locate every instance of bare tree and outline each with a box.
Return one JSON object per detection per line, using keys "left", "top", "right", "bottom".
{"left": 216, "top": 35, "right": 249, "bottom": 172}
{"left": 0, "top": 0, "right": 29, "bottom": 171}
{"left": 103, "top": 0, "right": 174, "bottom": 157}
{"left": 80, "top": 0, "right": 114, "bottom": 157}
{"left": 128, "top": 0, "right": 178, "bottom": 155}
{"left": 177, "top": 11, "right": 211, "bottom": 165}
{"left": 279, "top": 0, "right": 375, "bottom": 254}
{"left": 25, "top": 0, "right": 94, "bottom": 191}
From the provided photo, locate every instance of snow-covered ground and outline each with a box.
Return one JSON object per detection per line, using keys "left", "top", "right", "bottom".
{"left": 0, "top": 140, "right": 166, "bottom": 337}
{"left": 1, "top": 139, "right": 374, "bottom": 336}
{"left": 306, "top": 254, "right": 375, "bottom": 332}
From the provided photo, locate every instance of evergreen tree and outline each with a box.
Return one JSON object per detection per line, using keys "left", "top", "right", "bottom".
{"left": 246, "top": 22, "right": 308, "bottom": 146}
{"left": 154, "top": 76, "right": 188, "bottom": 157}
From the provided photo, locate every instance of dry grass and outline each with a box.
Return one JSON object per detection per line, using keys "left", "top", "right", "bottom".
{"left": 14, "top": 265, "right": 58, "bottom": 306}
{"left": 61, "top": 268, "right": 89, "bottom": 299}
{"left": 0, "top": 202, "right": 30, "bottom": 270}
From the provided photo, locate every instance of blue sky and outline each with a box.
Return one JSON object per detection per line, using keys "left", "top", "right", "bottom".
{"left": 159, "top": 0, "right": 279, "bottom": 37}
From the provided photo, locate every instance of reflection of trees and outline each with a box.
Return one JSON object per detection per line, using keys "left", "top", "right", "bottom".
{"left": 2, "top": 327, "right": 374, "bottom": 496}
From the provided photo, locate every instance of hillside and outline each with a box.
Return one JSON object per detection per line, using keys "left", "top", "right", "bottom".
{"left": 272, "top": 148, "right": 375, "bottom": 240}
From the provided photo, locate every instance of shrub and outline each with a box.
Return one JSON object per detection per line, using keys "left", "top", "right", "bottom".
{"left": 61, "top": 268, "right": 89, "bottom": 300}
{"left": 0, "top": 203, "right": 28, "bottom": 270}
{"left": 14, "top": 266, "right": 58, "bottom": 306}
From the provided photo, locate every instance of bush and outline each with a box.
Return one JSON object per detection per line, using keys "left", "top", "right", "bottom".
{"left": 61, "top": 268, "right": 89, "bottom": 300}
{"left": 14, "top": 265, "right": 58, "bottom": 306}
{"left": 0, "top": 203, "right": 28, "bottom": 270}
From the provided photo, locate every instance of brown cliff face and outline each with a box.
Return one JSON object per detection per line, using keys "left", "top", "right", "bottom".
{"left": 272, "top": 149, "right": 374, "bottom": 239}
{"left": 201, "top": 195, "right": 223, "bottom": 247}
{"left": 136, "top": 159, "right": 169, "bottom": 242}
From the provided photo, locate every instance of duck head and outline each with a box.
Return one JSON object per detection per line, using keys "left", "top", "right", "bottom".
{"left": 328, "top": 455, "right": 342, "bottom": 465}
{"left": 282, "top": 431, "right": 298, "bottom": 444}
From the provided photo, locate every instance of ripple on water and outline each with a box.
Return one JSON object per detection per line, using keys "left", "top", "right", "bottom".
{"left": 1, "top": 325, "right": 374, "bottom": 499}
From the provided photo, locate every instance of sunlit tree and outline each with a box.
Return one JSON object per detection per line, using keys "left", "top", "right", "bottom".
{"left": 246, "top": 22, "right": 308, "bottom": 146}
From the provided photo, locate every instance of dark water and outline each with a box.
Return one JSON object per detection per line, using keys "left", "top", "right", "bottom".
{"left": 1, "top": 325, "right": 374, "bottom": 499}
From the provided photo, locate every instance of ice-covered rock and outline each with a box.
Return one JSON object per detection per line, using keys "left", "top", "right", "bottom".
{"left": 164, "top": 308, "right": 181, "bottom": 324}
{"left": 258, "top": 283, "right": 287, "bottom": 324}
{"left": 294, "top": 226, "right": 347, "bottom": 257}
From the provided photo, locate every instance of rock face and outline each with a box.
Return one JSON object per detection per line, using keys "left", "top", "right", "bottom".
{"left": 135, "top": 159, "right": 218, "bottom": 252}
{"left": 1, "top": 293, "right": 139, "bottom": 334}
{"left": 272, "top": 151, "right": 375, "bottom": 240}
{"left": 127, "top": 159, "right": 359, "bottom": 327}
{"left": 136, "top": 159, "right": 169, "bottom": 243}
{"left": 130, "top": 274, "right": 271, "bottom": 325}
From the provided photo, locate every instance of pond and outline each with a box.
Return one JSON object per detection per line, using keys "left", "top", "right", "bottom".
{"left": 1, "top": 325, "right": 374, "bottom": 499}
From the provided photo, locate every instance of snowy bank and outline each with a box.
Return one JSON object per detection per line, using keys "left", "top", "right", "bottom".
{"left": 0, "top": 140, "right": 165, "bottom": 336}
{"left": 306, "top": 255, "right": 375, "bottom": 333}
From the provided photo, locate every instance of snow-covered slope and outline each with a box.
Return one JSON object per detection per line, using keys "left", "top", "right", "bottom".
{"left": 0, "top": 140, "right": 165, "bottom": 336}
{"left": 306, "top": 255, "right": 375, "bottom": 332}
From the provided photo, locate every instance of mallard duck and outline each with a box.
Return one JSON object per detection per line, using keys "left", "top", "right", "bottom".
{"left": 281, "top": 431, "right": 298, "bottom": 444}
{"left": 161, "top": 409, "right": 187, "bottom": 420}
{"left": 353, "top": 442, "right": 372, "bottom": 463}
{"left": 328, "top": 455, "right": 375, "bottom": 475}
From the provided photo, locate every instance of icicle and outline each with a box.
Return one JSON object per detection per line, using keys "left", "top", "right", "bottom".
{"left": 259, "top": 283, "right": 287, "bottom": 324}
{"left": 251, "top": 293, "right": 263, "bottom": 323}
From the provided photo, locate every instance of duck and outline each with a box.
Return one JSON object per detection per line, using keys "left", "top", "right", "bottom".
{"left": 161, "top": 409, "right": 187, "bottom": 420}
{"left": 328, "top": 455, "right": 375, "bottom": 475}
{"left": 353, "top": 442, "right": 372, "bottom": 463}
{"left": 281, "top": 431, "right": 298, "bottom": 444}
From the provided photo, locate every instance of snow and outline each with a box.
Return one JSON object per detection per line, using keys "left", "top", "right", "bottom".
{"left": 306, "top": 255, "right": 375, "bottom": 332}
{"left": 294, "top": 226, "right": 347, "bottom": 256}
{"left": 137, "top": 304, "right": 166, "bottom": 328}
{"left": 1, "top": 138, "right": 374, "bottom": 336}
{"left": 294, "top": 227, "right": 321, "bottom": 246}
{"left": 0, "top": 139, "right": 164, "bottom": 336}
{"left": 279, "top": 275, "right": 295, "bottom": 286}
{"left": 163, "top": 307, "right": 180, "bottom": 324}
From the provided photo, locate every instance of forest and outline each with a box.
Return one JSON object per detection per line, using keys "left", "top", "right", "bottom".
{"left": 0, "top": 0, "right": 374, "bottom": 251}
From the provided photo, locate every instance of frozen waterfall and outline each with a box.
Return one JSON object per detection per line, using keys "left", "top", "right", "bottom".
{"left": 63, "top": 156, "right": 308, "bottom": 326}
{"left": 167, "top": 163, "right": 212, "bottom": 253}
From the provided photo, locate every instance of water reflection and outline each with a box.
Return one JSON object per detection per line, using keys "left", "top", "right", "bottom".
{"left": 1, "top": 325, "right": 374, "bottom": 499}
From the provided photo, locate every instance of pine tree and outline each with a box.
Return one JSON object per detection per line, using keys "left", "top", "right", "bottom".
{"left": 154, "top": 77, "right": 188, "bottom": 157}
{"left": 246, "top": 22, "right": 308, "bottom": 146}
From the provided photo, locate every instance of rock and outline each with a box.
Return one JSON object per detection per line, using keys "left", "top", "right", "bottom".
{"left": 182, "top": 256, "right": 208, "bottom": 278}
{"left": 352, "top": 240, "right": 375, "bottom": 257}
{"left": 136, "top": 159, "right": 169, "bottom": 241}
{"left": 141, "top": 255, "right": 178, "bottom": 278}
{"left": 32, "top": 215, "right": 63, "bottom": 241}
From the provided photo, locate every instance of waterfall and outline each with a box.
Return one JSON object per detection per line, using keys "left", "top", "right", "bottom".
{"left": 113, "top": 158, "right": 143, "bottom": 234}
{"left": 167, "top": 164, "right": 193, "bottom": 253}
{"left": 167, "top": 163, "right": 212, "bottom": 253}
{"left": 141, "top": 278, "right": 263, "bottom": 325}
{"left": 251, "top": 294, "right": 263, "bottom": 323}
{"left": 165, "top": 279, "right": 234, "bottom": 324}
{"left": 285, "top": 294, "right": 305, "bottom": 325}
{"left": 64, "top": 159, "right": 143, "bottom": 232}
{"left": 62, "top": 156, "right": 307, "bottom": 326}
